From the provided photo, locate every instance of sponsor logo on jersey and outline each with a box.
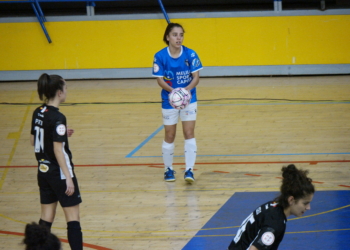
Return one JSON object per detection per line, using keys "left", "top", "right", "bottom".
{"left": 185, "top": 59, "right": 189, "bottom": 67}
{"left": 261, "top": 232, "right": 275, "bottom": 246}
{"left": 270, "top": 202, "right": 278, "bottom": 207}
{"left": 176, "top": 70, "right": 191, "bottom": 85}
{"left": 40, "top": 106, "right": 48, "bottom": 113}
{"left": 192, "top": 58, "right": 201, "bottom": 67}
{"left": 191, "top": 52, "right": 195, "bottom": 57}
{"left": 39, "top": 164, "right": 49, "bottom": 173}
{"left": 164, "top": 70, "right": 174, "bottom": 80}
{"left": 56, "top": 124, "right": 66, "bottom": 136}
{"left": 39, "top": 159, "right": 51, "bottom": 164}
{"left": 37, "top": 113, "right": 44, "bottom": 118}
{"left": 153, "top": 63, "right": 159, "bottom": 73}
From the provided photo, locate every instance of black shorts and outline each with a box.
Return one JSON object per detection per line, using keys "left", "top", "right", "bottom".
{"left": 38, "top": 173, "right": 82, "bottom": 207}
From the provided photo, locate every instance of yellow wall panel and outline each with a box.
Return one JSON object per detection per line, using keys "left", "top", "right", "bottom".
{"left": 0, "top": 15, "right": 349, "bottom": 71}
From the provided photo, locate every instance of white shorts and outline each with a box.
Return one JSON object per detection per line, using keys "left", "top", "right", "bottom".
{"left": 162, "top": 102, "right": 197, "bottom": 125}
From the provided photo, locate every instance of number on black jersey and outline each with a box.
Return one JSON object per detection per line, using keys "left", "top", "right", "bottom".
{"left": 234, "top": 212, "right": 255, "bottom": 243}
{"left": 34, "top": 126, "right": 44, "bottom": 153}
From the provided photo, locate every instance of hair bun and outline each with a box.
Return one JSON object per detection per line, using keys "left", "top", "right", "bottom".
{"left": 281, "top": 164, "right": 297, "bottom": 178}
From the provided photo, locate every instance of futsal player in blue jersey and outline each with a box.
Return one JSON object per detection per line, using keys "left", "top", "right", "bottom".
{"left": 152, "top": 23, "right": 203, "bottom": 183}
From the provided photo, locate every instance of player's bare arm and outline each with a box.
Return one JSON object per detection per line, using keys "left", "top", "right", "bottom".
{"left": 53, "top": 141, "right": 75, "bottom": 196}
{"left": 249, "top": 245, "right": 259, "bottom": 250}
{"left": 67, "top": 127, "right": 74, "bottom": 137}
{"left": 185, "top": 71, "right": 200, "bottom": 91}
{"left": 30, "top": 134, "right": 34, "bottom": 146}
{"left": 156, "top": 77, "right": 173, "bottom": 92}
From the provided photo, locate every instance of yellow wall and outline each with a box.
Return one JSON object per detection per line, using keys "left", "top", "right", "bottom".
{"left": 1, "top": 15, "right": 349, "bottom": 70}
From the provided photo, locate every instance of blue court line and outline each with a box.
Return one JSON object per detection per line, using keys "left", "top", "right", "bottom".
{"left": 125, "top": 125, "right": 350, "bottom": 158}
{"left": 125, "top": 125, "right": 164, "bottom": 158}
{"left": 126, "top": 100, "right": 350, "bottom": 158}
{"left": 129, "top": 152, "right": 350, "bottom": 158}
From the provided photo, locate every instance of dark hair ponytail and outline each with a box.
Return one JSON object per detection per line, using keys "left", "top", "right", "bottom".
{"left": 163, "top": 23, "right": 185, "bottom": 45}
{"left": 275, "top": 164, "right": 315, "bottom": 208}
{"left": 23, "top": 222, "right": 61, "bottom": 250}
{"left": 37, "top": 73, "right": 65, "bottom": 103}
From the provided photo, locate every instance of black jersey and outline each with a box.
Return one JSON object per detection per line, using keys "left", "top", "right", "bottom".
{"left": 30, "top": 105, "right": 74, "bottom": 179}
{"left": 229, "top": 201, "right": 287, "bottom": 250}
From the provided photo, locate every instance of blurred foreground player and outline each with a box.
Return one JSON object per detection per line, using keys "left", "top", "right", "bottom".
{"left": 23, "top": 222, "right": 61, "bottom": 250}
{"left": 228, "top": 164, "right": 315, "bottom": 250}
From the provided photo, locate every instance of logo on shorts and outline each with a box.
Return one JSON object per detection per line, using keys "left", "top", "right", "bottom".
{"left": 261, "top": 232, "right": 275, "bottom": 246}
{"left": 39, "top": 164, "right": 49, "bottom": 173}
{"left": 56, "top": 124, "right": 66, "bottom": 136}
{"left": 185, "top": 110, "right": 196, "bottom": 115}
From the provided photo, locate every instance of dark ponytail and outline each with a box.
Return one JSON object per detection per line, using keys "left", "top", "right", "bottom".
{"left": 37, "top": 73, "right": 65, "bottom": 103}
{"left": 23, "top": 222, "right": 61, "bottom": 250}
{"left": 275, "top": 164, "right": 315, "bottom": 208}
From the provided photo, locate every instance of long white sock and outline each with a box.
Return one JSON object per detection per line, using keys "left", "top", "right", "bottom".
{"left": 185, "top": 138, "right": 197, "bottom": 171}
{"left": 162, "top": 140, "right": 174, "bottom": 171}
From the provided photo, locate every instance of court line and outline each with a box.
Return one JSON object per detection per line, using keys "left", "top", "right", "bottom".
{"left": 1, "top": 203, "right": 349, "bottom": 234}
{"left": 3, "top": 101, "right": 349, "bottom": 107}
{"left": 0, "top": 91, "right": 35, "bottom": 191}
{"left": 125, "top": 124, "right": 350, "bottom": 158}
{"left": 2, "top": 229, "right": 349, "bottom": 240}
{"left": 1, "top": 159, "right": 350, "bottom": 169}
{"left": 200, "top": 101, "right": 350, "bottom": 106}
{"left": 130, "top": 152, "right": 350, "bottom": 158}
{"left": 0, "top": 186, "right": 346, "bottom": 196}
{"left": 125, "top": 125, "right": 164, "bottom": 158}
{"left": 290, "top": 204, "right": 350, "bottom": 221}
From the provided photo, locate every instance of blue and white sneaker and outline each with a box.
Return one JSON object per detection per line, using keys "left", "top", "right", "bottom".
{"left": 164, "top": 168, "right": 176, "bottom": 182}
{"left": 184, "top": 168, "right": 195, "bottom": 183}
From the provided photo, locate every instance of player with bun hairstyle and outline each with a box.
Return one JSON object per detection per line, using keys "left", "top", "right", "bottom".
{"left": 228, "top": 164, "right": 315, "bottom": 250}
{"left": 152, "top": 22, "right": 203, "bottom": 183}
{"left": 30, "top": 73, "right": 83, "bottom": 250}
{"left": 23, "top": 222, "right": 61, "bottom": 250}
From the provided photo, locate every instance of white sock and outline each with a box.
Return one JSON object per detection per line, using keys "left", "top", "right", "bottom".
{"left": 184, "top": 138, "right": 197, "bottom": 171}
{"left": 162, "top": 140, "right": 174, "bottom": 171}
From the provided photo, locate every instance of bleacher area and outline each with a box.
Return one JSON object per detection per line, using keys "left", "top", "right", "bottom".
{"left": 1, "top": 0, "right": 350, "bottom": 17}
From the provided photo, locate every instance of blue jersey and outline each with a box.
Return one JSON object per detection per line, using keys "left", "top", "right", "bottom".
{"left": 152, "top": 46, "right": 203, "bottom": 109}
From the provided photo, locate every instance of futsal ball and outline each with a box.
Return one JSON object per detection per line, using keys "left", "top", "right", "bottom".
{"left": 168, "top": 88, "right": 191, "bottom": 110}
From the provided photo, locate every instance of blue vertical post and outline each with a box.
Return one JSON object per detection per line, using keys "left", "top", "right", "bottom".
{"left": 31, "top": 0, "right": 52, "bottom": 43}
{"left": 86, "top": 1, "right": 96, "bottom": 16}
{"left": 34, "top": 0, "right": 46, "bottom": 22}
{"left": 157, "top": 0, "right": 170, "bottom": 24}
{"left": 274, "top": 0, "right": 282, "bottom": 11}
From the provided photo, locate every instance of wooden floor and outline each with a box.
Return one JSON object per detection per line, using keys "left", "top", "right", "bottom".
{"left": 0, "top": 75, "right": 349, "bottom": 249}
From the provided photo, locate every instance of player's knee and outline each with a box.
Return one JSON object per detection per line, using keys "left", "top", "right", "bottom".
{"left": 165, "top": 133, "right": 176, "bottom": 142}
{"left": 183, "top": 131, "right": 194, "bottom": 139}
